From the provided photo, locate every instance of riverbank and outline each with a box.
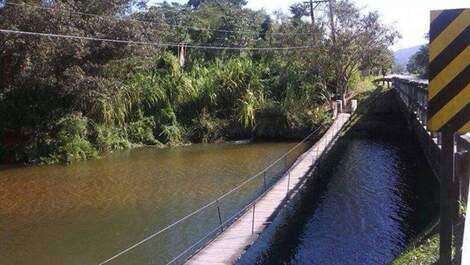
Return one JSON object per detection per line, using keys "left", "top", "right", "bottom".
{"left": 0, "top": 112, "right": 331, "bottom": 166}
{"left": 0, "top": 101, "right": 332, "bottom": 166}
{"left": 391, "top": 220, "right": 440, "bottom": 265}
{"left": 0, "top": 52, "right": 335, "bottom": 166}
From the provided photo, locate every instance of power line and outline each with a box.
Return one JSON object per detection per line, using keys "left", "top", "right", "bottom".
{"left": 3, "top": 2, "right": 312, "bottom": 36}
{"left": 0, "top": 29, "right": 314, "bottom": 51}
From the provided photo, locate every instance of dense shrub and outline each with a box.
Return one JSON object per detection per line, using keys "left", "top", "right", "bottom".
{"left": 91, "top": 124, "right": 130, "bottom": 153}
{"left": 254, "top": 102, "right": 290, "bottom": 139}
{"left": 189, "top": 109, "right": 224, "bottom": 143}
{"left": 127, "top": 117, "right": 160, "bottom": 145}
{"left": 155, "top": 106, "right": 186, "bottom": 145}
{"left": 40, "top": 113, "right": 98, "bottom": 164}
{"left": 159, "top": 124, "right": 185, "bottom": 145}
{"left": 0, "top": 0, "right": 396, "bottom": 165}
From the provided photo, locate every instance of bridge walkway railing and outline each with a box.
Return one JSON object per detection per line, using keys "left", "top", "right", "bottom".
{"left": 94, "top": 124, "right": 328, "bottom": 265}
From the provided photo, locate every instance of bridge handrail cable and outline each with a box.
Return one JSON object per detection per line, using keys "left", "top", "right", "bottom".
{"left": 97, "top": 124, "right": 326, "bottom": 265}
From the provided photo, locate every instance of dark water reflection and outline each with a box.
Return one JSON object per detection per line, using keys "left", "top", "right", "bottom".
{"left": 280, "top": 140, "right": 413, "bottom": 265}
{"left": 0, "top": 142, "right": 303, "bottom": 265}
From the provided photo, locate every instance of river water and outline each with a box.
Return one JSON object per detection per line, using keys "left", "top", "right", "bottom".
{"left": 239, "top": 91, "right": 439, "bottom": 265}
{"left": 1, "top": 93, "right": 440, "bottom": 265}
{"left": 0, "top": 142, "right": 306, "bottom": 265}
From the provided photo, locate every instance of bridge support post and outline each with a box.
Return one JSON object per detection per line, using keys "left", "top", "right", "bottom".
{"left": 286, "top": 169, "right": 291, "bottom": 199}
{"left": 251, "top": 203, "right": 256, "bottom": 235}
{"left": 350, "top": 99, "right": 357, "bottom": 113}
{"left": 216, "top": 200, "right": 223, "bottom": 232}
{"left": 440, "top": 131, "right": 456, "bottom": 265}
{"left": 263, "top": 172, "right": 267, "bottom": 191}
{"left": 332, "top": 101, "right": 338, "bottom": 119}
{"left": 336, "top": 100, "right": 343, "bottom": 114}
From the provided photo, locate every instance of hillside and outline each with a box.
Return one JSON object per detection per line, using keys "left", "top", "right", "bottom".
{"left": 394, "top": 45, "right": 421, "bottom": 66}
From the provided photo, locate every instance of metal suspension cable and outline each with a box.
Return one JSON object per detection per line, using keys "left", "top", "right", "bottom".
{"left": 96, "top": 125, "right": 324, "bottom": 265}
{"left": 217, "top": 125, "right": 324, "bottom": 201}
{"left": 0, "top": 29, "right": 314, "bottom": 51}
{"left": 165, "top": 180, "right": 275, "bottom": 265}
{"left": 164, "top": 133, "right": 324, "bottom": 265}
{"left": 3, "top": 2, "right": 312, "bottom": 36}
{"left": 97, "top": 199, "right": 219, "bottom": 265}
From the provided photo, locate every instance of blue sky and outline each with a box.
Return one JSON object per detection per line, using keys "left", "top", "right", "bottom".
{"left": 148, "top": 0, "right": 470, "bottom": 50}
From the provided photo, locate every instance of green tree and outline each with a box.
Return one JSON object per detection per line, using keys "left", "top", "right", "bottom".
{"left": 323, "top": 0, "right": 399, "bottom": 97}
{"left": 0, "top": 0, "right": 398, "bottom": 164}
{"left": 187, "top": 0, "right": 247, "bottom": 9}
{"left": 407, "top": 44, "right": 429, "bottom": 78}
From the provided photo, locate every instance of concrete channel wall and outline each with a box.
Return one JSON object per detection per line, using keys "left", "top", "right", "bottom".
{"left": 387, "top": 77, "right": 470, "bottom": 265}
{"left": 389, "top": 77, "right": 470, "bottom": 193}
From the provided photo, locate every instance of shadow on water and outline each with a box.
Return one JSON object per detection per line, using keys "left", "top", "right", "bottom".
{"left": 238, "top": 89, "right": 439, "bottom": 265}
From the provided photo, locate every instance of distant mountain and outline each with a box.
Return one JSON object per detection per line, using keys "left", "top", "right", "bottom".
{"left": 394, "top": 45, "right": 421, "bottom": 66}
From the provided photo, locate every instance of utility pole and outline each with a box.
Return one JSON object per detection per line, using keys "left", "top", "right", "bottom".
{"left": 305, "top": 0, "right": 328, "bottom": 45}
{"left": 309, "top": 0, "right": 316, "bottom": 43}
{"left": 328, "top": 0, "right": 336, "bottom": 45}
{"left": 327, "top": 0, "right": 339, "bottom": 99}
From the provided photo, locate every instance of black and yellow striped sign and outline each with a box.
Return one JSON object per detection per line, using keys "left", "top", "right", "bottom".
{"left": 428, "top": 8, "right": 470, "bottom": 133}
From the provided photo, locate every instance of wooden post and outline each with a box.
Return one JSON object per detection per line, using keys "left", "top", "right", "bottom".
{"left": 440, "top": 131, "right": 455, "bottom": 265}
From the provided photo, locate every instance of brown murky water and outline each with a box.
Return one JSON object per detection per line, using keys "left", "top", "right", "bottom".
{"left": 0, "top": 142, "right": 304, "bottom": 265}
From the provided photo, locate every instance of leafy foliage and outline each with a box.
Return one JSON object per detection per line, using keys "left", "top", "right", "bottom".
{"left": 40, "top": 113, "right": 98, "bottom": 164}
{"left": 127, "top": 117, "right": 160, "bottom": 145}
{"left": 189, "top": 108, "right": 223, "bottom": 143}
{"left": 407, "top": 44, "right": 429, "bottom": 79}
{"left": 90, "top": 123, "right": 130, "bottom": 153}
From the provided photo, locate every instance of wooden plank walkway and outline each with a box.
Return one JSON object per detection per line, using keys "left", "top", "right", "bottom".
{"left": 185, "top": 113, "right": 351, "bottom": 265}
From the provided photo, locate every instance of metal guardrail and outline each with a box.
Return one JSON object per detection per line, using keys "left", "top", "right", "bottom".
{"left": 96, "top": 125, "right": 329, "bottom": 265}
{"left": 388, "top": 76, "right": 469, "bottom": 166}
{"left": 388, "top": 77, "right": 442, "bottom": 177}
{"left": 385, "top": 76, "right": 470, "bottom": 265}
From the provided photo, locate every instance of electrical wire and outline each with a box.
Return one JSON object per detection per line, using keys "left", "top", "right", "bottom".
{"left": 0, "top": 29, "right": 314, "bottom": 51}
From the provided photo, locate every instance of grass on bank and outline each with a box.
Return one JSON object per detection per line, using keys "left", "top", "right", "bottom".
{"left": 392, "top": 201, "right": 467, "bottom": 265}
{"left": 391, "top": 232, "right": 439, "bottom": 265}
